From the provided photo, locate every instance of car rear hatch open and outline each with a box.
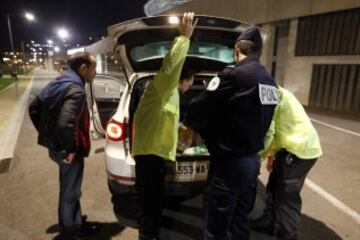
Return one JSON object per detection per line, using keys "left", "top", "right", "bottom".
{"left": 109, "top": 15, "right": 269, "bottom": 78}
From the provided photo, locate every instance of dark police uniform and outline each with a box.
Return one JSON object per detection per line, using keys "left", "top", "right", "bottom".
{"left": 185, "top": 27, "right": 277, "bottom": 240}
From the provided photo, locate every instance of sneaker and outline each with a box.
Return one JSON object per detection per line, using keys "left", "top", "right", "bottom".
{"left": 250, "top": 214, "right": 276, "bottom": 235}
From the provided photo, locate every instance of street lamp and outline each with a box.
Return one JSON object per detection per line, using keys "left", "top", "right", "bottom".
{"left": 6, "top": 15, "right": 15, "bottom": 53}
{"left": 57, "top": 28, "right": 69, "bottom": 40}
{"left": 6, "top": 12, "right": 36, "bottom": 74}
{"left": 6, "top": 12, "right": 36, "bottom": 53}
{"left": 25, "top": 12, "right": 35, "bottom": 21}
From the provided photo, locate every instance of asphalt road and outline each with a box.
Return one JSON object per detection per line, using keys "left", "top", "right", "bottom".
{"left": 0, "top": 70, "right": 359, "bottom": 239}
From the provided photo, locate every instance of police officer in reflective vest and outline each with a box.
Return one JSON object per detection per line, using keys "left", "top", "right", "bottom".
{"left": 251, "top": 87, "right": 322, "bottom": 240}
{"left": 184, "top": 26, "right": 277, "bottom": 239}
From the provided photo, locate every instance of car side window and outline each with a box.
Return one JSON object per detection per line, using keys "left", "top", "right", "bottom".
{"left": 93, "top": 75, "right": 125, "bottom": 100}
{"left": 92, "top": 75, "right": 126, "bottom": 128}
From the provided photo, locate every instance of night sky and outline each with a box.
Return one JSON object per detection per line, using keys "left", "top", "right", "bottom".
{"left": 0, "top": 0, "right": 146, "bottom": 51}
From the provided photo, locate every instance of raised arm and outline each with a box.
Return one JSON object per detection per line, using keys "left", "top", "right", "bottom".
{"left": 152, "top": 12, "right": 198, "bottom": 95}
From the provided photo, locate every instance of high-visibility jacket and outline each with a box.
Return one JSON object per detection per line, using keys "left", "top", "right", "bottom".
{"left": 132, "top": 36, "right": 190, "bottom": 161}
{"left": 261, "top": 87, "right": 322, "bottom": 160}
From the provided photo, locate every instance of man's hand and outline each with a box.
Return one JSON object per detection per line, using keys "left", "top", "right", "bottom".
{"left": 179, "top": 12, "right": 198, "bottom": 39}
{"left": 266, "top": 156, "right": 274, "bottom": 172}
{"left": 63, "top": 152, "right": 76, "bottom": 164}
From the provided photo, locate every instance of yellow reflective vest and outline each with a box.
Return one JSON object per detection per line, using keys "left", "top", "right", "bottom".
{"left": 261, "top": 87, "right": 323, "bottom": 160}
{"left": 132, "top": 36, "right": 190, "bottom": 161}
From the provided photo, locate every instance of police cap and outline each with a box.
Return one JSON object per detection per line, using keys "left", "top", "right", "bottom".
{"left": 236, "top": 26, "right": 263, "bottom": 46}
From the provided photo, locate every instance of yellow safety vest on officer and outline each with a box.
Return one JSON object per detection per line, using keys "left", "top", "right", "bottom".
{"left": 253, "top": 87, "right": 322, "bottom": 239}
{"left": 261, "top": 87, "right": 322, "bottom": 159}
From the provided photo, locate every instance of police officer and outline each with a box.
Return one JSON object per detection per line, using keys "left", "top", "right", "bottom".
{"left": 184, "top": 26, "right": 277, "bottom": 239}
{"left": 251, "top": 87, "right": 322, "bottom": 240}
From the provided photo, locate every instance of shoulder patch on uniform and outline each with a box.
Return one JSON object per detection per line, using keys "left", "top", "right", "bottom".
{"left": 207, "top": 76, "right": 221, "bottom": 91}
{"left": 259, "top": 84, "right": 278, "bottom": 105}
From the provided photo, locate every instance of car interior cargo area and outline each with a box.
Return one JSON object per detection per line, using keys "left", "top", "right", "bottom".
{"left": 129, "top": 75, "right": 214, "bottom": 161}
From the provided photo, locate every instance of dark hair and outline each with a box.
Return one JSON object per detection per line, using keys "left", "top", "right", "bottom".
{"left": 235, "top": 40, "right": 262, "bottom": 58}
{"left": 180, "top": 65, "right": 194, "bottom": 82}
{"left": 67, "top": 52, "right": 95, "bottom": 72}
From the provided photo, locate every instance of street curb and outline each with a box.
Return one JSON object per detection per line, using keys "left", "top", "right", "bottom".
{"left": 0, "top": 76, "right": 34, "bottom": 174}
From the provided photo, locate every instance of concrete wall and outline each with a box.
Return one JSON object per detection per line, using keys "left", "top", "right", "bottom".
{"left": 165, "top": 0, "right": 360, "bottom": 24}
{"left": 282, "top": 19, "right": 360, "bottom": 105}
{"left": 259, "top": 24, "right": 275, "bottom": 73}
{"left": 274, "top": 23, "right": 290, "bottom": 87}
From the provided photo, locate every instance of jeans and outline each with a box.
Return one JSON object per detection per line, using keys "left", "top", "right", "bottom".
{"left": 49, "top": 150, "right": 84, "bottom": 233}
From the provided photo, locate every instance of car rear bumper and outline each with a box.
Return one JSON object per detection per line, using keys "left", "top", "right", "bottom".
{"left": 108, "top": 178, "right": 206, "bottom": 197}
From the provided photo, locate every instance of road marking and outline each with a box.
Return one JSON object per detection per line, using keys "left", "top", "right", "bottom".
{"left": 310, "top": 118, "right": 360, "bottom": 137}
{"left": 308, "top": 118, "right": 360, "bottom": 224}
{"left": 305, "top": 179, "right": 360, "bottom": 225}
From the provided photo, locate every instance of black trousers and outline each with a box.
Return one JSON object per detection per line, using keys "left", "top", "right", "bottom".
{"left": 264, "top": 150, "right": 317, "bottom": 240}
{"left": 204, "top": 152, "right": 260, "bottom": 240}
{"left": 49, "top": 151, "right": 84, "bottom": 233}
{"left": 135, "top": 155, "right": 165, "bottom": 239}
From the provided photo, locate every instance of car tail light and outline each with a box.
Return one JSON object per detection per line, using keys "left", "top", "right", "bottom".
{"left": 106, "top": 119, "right": 127, "bottom": 141}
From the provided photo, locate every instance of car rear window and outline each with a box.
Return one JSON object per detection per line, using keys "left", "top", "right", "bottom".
{"left": 130, "top": 41, "right": 234, "bottom": 64}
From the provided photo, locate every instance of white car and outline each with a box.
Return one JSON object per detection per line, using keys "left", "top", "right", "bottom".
{"left": 86, "top": 15, "right": 268, "bottom": 222}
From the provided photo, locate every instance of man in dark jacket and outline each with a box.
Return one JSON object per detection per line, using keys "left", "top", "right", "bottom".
{"left": 29, "top": 52, "right": 100, "bottom": 238}
{"left": 184, "top": 27, "right": 278, "bottom": 239}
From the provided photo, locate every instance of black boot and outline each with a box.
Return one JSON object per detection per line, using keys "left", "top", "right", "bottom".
{"left": 74, "top": 215, "right": 101, "bottom": 237}
{"left": 250, "top": 213, "right": 276, "bottom": 235}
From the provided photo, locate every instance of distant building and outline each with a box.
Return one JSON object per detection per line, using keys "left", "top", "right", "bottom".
{"left": 0, "top": 51, "right": 31, "bottom": 74}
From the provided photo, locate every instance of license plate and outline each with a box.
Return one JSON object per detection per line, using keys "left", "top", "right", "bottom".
{"left": 165, "top": 161, "right": 209, "bottom": 182}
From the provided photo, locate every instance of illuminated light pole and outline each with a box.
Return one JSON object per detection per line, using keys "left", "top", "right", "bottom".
{"left": 56, "top": 28, "right": 71, "bottom": 65}
{"left": 6, "top": 14, "right": 14, "bottom": 53}
{"left": 54, "top": 46, "right": 61, "bottom": 52}
{"left": 7, "top": 12, "right": 36, "bottom": 53}
{"left": 25, "top": 12, "right": 35, "bottom": 21}
{"left": 57, "top": 28, "right": 69, "bottom": 40}
{"left": 6, "top": 12, "right": 36, "bottom": 74}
